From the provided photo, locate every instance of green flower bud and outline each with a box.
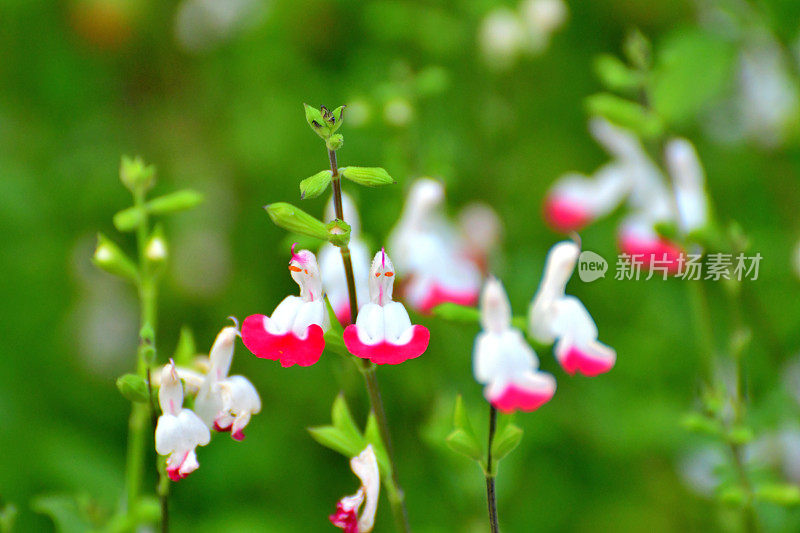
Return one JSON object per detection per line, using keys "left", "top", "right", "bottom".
{"left": 145, "top": 224, "right": 168, "bottom": 271}
{"left": 93, "top": 233, "right": 138, "bottom": 281}
{"left": 146, "top": 189, "right": 203, "bottom": 215}
{"left": 593, "top": 54, "right": 643, "bottom": 92}
{"left": 330, "top": 105, "right": 345, "bottom": 132}
{"left": 116, "top": 373, "right": 150, "bottom": 403}
{"left": 299, "top": 170, "right": 333, "bottom": 199}
{"left": 340, "top": 166, "right": 396, "bottom": 187}
{"left": 113, "top": 206, "right": 146, "bottom": 232}
{"left": 120, "top": 156, "right": 156, "bottom": 192}
{"left": 326, "top": 133, "right": 344, "bottom": 151}
{"left": 326, "top": 219, "right": 351, "bottom": 247}
{"left": 624, "top": 28, "right": 651, "bottom": 71}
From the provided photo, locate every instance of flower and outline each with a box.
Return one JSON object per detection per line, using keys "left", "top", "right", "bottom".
{"left": 318, "top": 193, "right": 371, "bottom": 325}
{"left": 664, "top": 138, "right": 709, "bottom": 236}
{"left": 528, "top": 240, "right": 616, "bottom": 376}
{"left": 387, "top": 178, "right": 482, "bottom": 313}
{"left": 473, "top": 277, "right": 556, "bottom": 413}
{"left": 543, "top": 118, "right": 694, "bottom": 272}
{"left": 155, "top": 361, "right": 211, "bottom": 481}
{"left": 241, "top": 245, "right": 330, "bottom": 366}
{"left": 343, "top": 250, "right": 430, "bottom": 364}
{"left": 329, "top": 445, "right": 380, "bottom": 533}
{"left": 458, "top": 202, "right": 503, "bottom": 274}
{"left": 194, "top": 321, "right": 261, "bottom": 441}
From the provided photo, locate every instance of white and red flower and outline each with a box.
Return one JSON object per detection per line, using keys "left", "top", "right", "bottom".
{"left": 343, "top": 250, "right": 430, "bottom": 365}
{"left": 194, "top": 322, "right": 261, "bottom": 441}
{"left": 329, "top": 445, "right": 380, "bottom": 533}
{"left": 473, "top": 277, "right": 556, "bottom": 413}
{"left": 155, "top": 361, "right": 211, "bottom": 481}
{"left": 318, "top": 193, "right": 371, "bottom": 325}
{"left": 241, "top": 246, "right": 330, "bottom": 367}
{"left": 528, "top": 240, "right": 616, "bottom": 376}
{"left": 387, "top": 178, "right": 482, "bottom": 313}
{"left": 543, "top": 118, "right": 691, "bottom": 272}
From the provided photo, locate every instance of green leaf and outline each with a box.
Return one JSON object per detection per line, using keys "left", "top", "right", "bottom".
{"left": 31, "top": 495, "right": 97, "bottom": 533}
{"left": 173, "top": 326, "right": 196, "bottom": 367}
{"left": 364, "top": 412, "right": 395, "bottom": 500}
{"left": 299, "top": 170, "right": 333, "bottom": 200}
{"left": 330, "top": 105, "right": 346, "bottom": 133}
{"left": 265, "top": 202, "right": 332, "bottom": 242}
{"left": 726, "top": 425, "right": 754, "bottom": 446}
{"left": 585, "top": 93, "right": 664, "bottom": 139}
{"left": 594, "top": 54, "right": 643, "bottom": 92}
{"left": 717, "top": 485, "right": 747, "bottom": 506}
{"left": 331, "top": 394, "right": 363, "bottom": 446}
{"left": 307, "top": 425, "right": 363, "bottom": 458}
{"left": 112, "top": 206, "right": 145, "bottom": 232}
{"left": 623, "top": 28, "right": 652, "bottom": 71}
{"left": 146, "top": 189, "right": 204, "bottom": 215}
{"left": 116, "top": 374, "right": 150, "bottom": 403}
{"left": 324, "top": 296, "right": 344, "bottom": 334}
{"left": 650, "top": 29, "right": 735, "bottom": 126}
{"left": 681, "top": 412, "right": 723, "bottom": 437}
{"left": 755, "top": 483, "right": 800, "bottom": 506}
{"left": 92, "top": 233, "right": 138, "bottom": 281}
{"left": 304, "top": 104, "right": 329, "bottom": 139}
{"left": 432, "top": 302, "right": 480, "bottom": 323}
{"left": 323, "top": 330, "right": 350, "bottom": 358}
{"left": 340, "top": 167, "right": 396, "bottom": 187}
{"left": 453, "top": 396, "right": 478, "bottom": 441}
{"left": 491, "top": 423, "right": 523, "bottom": 462}
{"left": 446, "top": 429, "right": 482, "bottom": 461}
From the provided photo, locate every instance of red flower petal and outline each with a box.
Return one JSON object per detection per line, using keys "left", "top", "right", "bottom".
{"left": 343, "top": 324, "right": 430, "bottom": 365}
{"left": 618, "top": 234, "right": 683, "bottom": 274}
{"left": 490, "top": 384, "right": 554, "bottom": 414}
{"left": 241, "top": 314, "right": 325, "bottom": 367}
{"left": 543, "top": 195, "right": 593, "bottom": 233}
{"left": 329, "top": 504, "right": 359, "bottom": 533}
{"left": 558, "top": 346, "right": 615, "bottom": 377}
{"left": 417, "top": 284, "right": 478, "bottom": 314}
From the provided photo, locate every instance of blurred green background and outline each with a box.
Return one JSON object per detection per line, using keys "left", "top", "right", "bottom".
{"left": 3, "top": 0, "right": 800, "bottom": 531}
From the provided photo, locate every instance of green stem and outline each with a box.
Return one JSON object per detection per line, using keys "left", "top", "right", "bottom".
{"left": 485, "top": 405, "right": 499, "bottom": 533}
{"left": 328, "top": 147, "right": 411, "bottom": 533}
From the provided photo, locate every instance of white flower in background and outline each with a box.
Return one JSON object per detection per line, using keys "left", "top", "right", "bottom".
{"left": 383, "top": 97, "right": 414, "bottom": 127}
{"left": 329, "top": 445, "right": 380, "bottom": 533}
{"left": 521, "top": 0, "right": 568, "bottom": 53}
{"left": 155, "top": 361, "right": 211, "bottom": 481}
{"left": 479, "top": 8, "right": 525, "bottom": 68}
{"left": 175, "top": 0, "right": 268, "bottom": 53}
{"left": 664, "top": 138, "right": 710, "bottom": 235}
{"left": 318, "top": 193, "right": 371, "bottom": 324}
{"left": 543, "top": 118, "right": 713, "bottom": 273}
{"left": 479, "top": 0, "right": 567, "bottom": 68}
{"left": 473, "top": 277, "right": 556, "bottom": 413}
{"left": 194, "top": 322, "right": 261, "bottom": 440}
{"left": 529, "top": 240, "right": 616, "bottom": 376}
{"left": 458, "top": 202, "right": 503, "bottom": 273}
{"left": 387, "top": 178, "right": 482, "bottom": 313}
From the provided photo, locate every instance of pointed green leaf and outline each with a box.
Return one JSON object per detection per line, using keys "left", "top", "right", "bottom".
{"left": 92, "top": 233, "right": 138, "bottom": 281}
{"left": 364, "top": 412, "right": 395, "bottom": 499}
{"left": 446, "top": 429, "right": 482, "bottom": 461}
{"left": 116, "top": 374, "right": 150, "bottom": 403}
{"left": 491, "top": 423, "right": 523, "bottom": 462}
{"left": 112, "top": 206, "right": 145, "bottom": 232}
{"left": 331, "top": 394, "right": 363, "bottom": 446}
{"left": 594, "top": 54, "right": 643, "bottom": 92}
{"left": 304, "top": 104, "right": 329, "bottom": 139}
{"left": 300, "top": 170, "right": 333, "bottom": 200}
{"left": 330, "top": 105, "right": 346, "bottom": 133}
{"left": 432, "top": 302, "right": 480, "bottom": 323}
{"left": 173, "top": 326, "right": 196, "bottom": 367}
{"left": 453, "top": 395, "right": 478, "bottom": 440}
{"left": 307, "top": 426, "right": 362, "bottom": 458}
{"left": 146, "top": 189, "right": 203, "bottom": 215}
{"left": 585, "top": 93, "right": 664, "bottom": 139}
{"left": 340, "top": 167, "right": 395, "bottom": 187}
{"left": 31, "top": 495, "right": 95, "bottom": 533}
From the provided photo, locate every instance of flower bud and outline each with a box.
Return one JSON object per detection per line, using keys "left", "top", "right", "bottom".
{"left": 145, "top": 225, "right": 168, "bottom": 268}
{"left": 265, "top": 202, "right": 334, "bottom": 242}
{"left": 120, "top": 155, "right": 156, "bottom": 192}
{"left": 93, "top": 233, "right": 138, "bottom": 281}
{"left": 340, "top": 167, "right": 395, "bottom": 188}
{"left": 113, "top": 206, "right": 146, "bottom": 232}
{"left": 300, "top": 170, "right": 333, "bottom": 199}
{"left": 326, "top": 134, "right": 344, "bottom": 151}
{"left": 116, "top": 373, "right": 150, "bottom": 403}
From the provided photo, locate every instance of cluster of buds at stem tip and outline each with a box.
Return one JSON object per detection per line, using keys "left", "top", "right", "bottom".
{"left": 119, "top": 155, "right": 155, "bottom": 193}
{"left": 304, "top": 104, "right": 345, "bottom": 150}
{"left": 329, "top": 445, "right": 380, "bottom": 533}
